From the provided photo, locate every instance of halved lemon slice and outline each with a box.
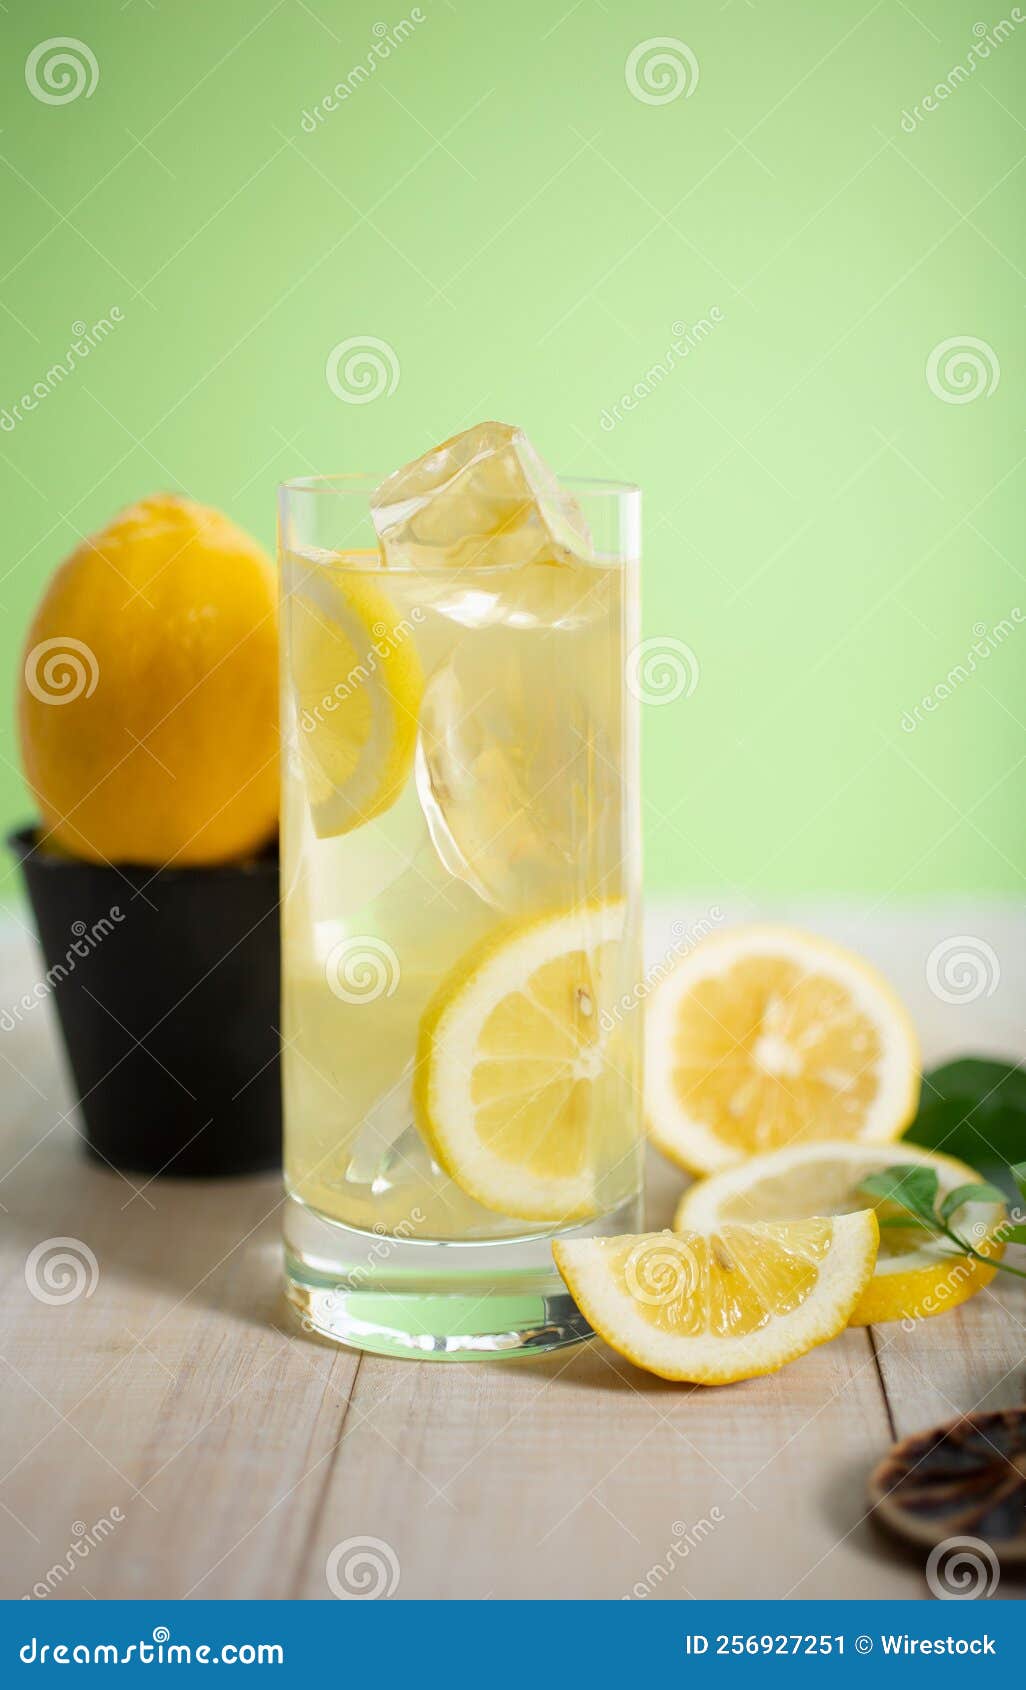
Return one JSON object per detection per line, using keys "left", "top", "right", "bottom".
{"left": 288, "top": 556, "right": 423, "bottom": 837}
{"left": 553, "top": 1211, "right": 879, "bottom": 1383}
{"left": 646, "top": 925, "right": 919, "bottom": 1175}
{"left": 413, "top": 900, "right": 628, "bottom": 1221}
{"left": 674, "top": 1141, "right": 1005, "bottom": 1325}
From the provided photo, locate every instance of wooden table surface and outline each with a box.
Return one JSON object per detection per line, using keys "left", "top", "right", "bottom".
{"left": 1, "top": 901, "right": 1024, "bottom": 1602}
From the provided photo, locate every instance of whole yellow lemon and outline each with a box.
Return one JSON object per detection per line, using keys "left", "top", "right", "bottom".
{"left": 19, "top": 493, "right": 278, "bottom": 866}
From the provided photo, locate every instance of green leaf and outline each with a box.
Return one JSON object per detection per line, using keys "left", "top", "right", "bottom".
{"left": 999, "top": 1224, "right": 1026, "bottom": 1246}
{"left": 1011, "top": 1161, "right": 1026, "bottom": 1207}
{"left": 904, "top": 1057, "right": 1026, "bottom": 1175}
{"left": 859, "top": 1164, "right": 941, "bottom": 1222}
{"left": 939, "top": 1181, "right": 1006, "bottom": 1224}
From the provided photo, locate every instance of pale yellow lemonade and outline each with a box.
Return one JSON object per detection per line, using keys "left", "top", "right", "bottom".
{"left": 280, "top": 425, "right": 643, "bottom": 1345}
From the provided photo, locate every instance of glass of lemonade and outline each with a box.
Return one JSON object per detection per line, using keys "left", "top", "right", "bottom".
{"left": 279, "top": 427, "right": 643, "bottom": 1358}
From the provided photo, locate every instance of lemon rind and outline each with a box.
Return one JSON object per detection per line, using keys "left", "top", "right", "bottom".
{"left": 554, "top": 1210, "right": 880, "bottom": 1384}
{"left": 414, "top": 899, "right": 625, "bottom": 1222}
{"left": 673, "top": 1140, "right": 1004, "bottom": 1326}
{"left": 645, "top": 924, "right": 921, "bottom": 1175}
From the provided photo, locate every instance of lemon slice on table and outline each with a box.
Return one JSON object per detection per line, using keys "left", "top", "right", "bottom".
{"left": 289, "top": 559, "right": 423, "bottom": 837}
{"left": 674, "top": 1141, "right": 1005, "bottom": 1326}
{"left": 413, "top": 900, "right": 628, "bottom": 1222}
{"left": 645, "top": 925, "right": 920, "bottom": 1176}
{"left": 553, "top": 1211, "right": 879, "bottom": 1383}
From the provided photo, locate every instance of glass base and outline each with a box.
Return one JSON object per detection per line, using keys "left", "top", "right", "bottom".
{"left": 283, "top": 1190, "right": 642, "bottom": 1361}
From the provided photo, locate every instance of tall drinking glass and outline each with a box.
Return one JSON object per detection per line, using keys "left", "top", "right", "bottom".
{"left": 279, "top": 473, "right": 643, "bottom": 1358}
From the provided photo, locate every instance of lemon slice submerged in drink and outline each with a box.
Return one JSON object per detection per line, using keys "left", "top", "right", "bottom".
{"left": 553, "top": 1212, "right": 879, "bottom": 1384}
{"left": 645, "top": 926, "right": 920, "bottom": 1175}
{"left": 288, "top": 559, "right": 424, "bottom": 837}
{"left": 413, "top": 900, "right": 628, "bottom": 1221}
{"left": 674, "top": 1141, "right": 1006, "bottom": 1326}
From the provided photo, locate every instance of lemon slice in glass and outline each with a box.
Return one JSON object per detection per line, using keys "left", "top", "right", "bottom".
{"left": 413, "top": 900, "right": 626, "bottom": 1221}
{"left": 288, "top": 558, "right": 423, "bottom": 837}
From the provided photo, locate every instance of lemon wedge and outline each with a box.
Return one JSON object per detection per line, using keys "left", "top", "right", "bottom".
{"left": 674, "top": 1141, "right": 1005, "bottom": 1325}
{"left": 646, "top": 925, "right": 920, "bottom": 1174}
{"left": 413, "top": 900, "right": 628, "bottom": 1221}
{"left": 288, "top": 559, "right": 423, "bottom": 837}
{"left": 553, "top": 1211, "right": 879, "bottom": 1383}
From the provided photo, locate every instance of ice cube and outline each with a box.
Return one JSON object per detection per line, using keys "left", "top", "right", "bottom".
{"left": 370, "top": 421, "right": 592, "bottom": 572}
{"left": 415, "top": 639, "right": 623, "bottom": 913}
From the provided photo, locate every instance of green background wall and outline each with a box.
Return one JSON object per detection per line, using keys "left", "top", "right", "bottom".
{"left": 1, "top": 0, "right": 1022, "bottom": 897}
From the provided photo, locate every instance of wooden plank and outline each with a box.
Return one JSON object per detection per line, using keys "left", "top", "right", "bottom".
{"left": 287, "top": 1146, "right": 900, "bottom": 1601}
{"left": 2, "top": 907, "right": 1024, "bottom": 1600}
{"left": 0, "top": 919, "right": 358, "bottom": 1599}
